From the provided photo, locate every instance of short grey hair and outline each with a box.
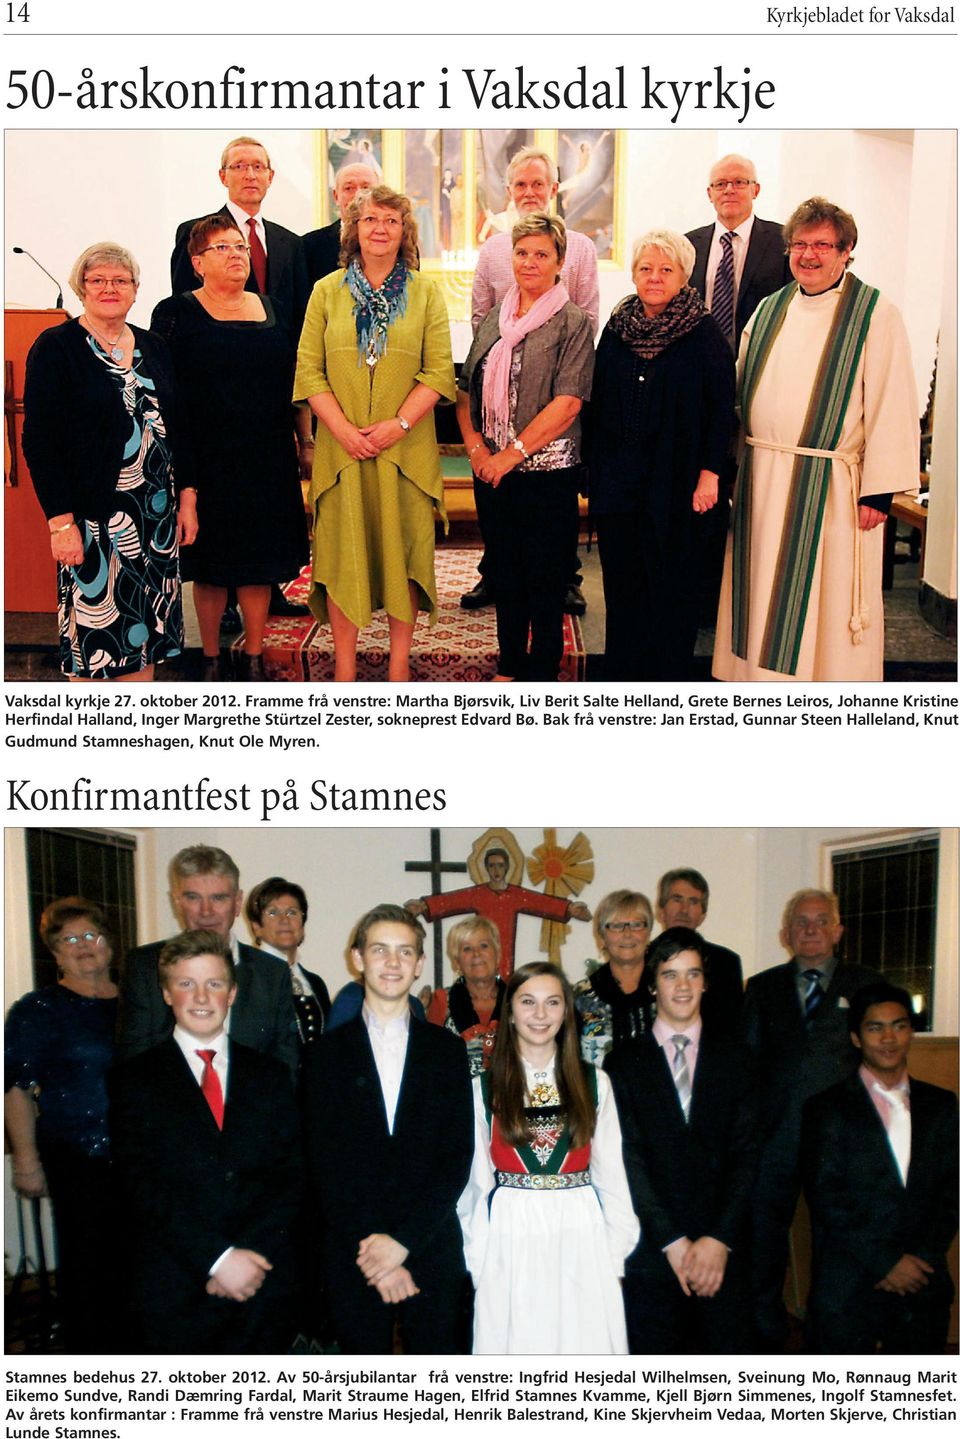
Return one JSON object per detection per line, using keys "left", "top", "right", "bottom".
{"left": 506, "top": 146, "right": 558, "bottom": 189}
{"left": 68, "top": 243, "right": 140, "bottom": 300}
{"left": 631, "top": 230, "right": 696, "bottom": 283}
{"left": 511, "top": 211, "right": 567, "bottom": 268}
{"left": 169, "top": 844, "right": 240, "bottom": 891}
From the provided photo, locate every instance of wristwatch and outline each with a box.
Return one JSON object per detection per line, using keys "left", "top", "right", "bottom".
{"left": 512, "top": 437, "right": 529, "bottom": 459}
{"left": 397, "top": 415, "right": 411, "bottom": 433}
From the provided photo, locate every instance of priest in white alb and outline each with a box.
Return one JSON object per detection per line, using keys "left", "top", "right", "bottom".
{"left": 713, "top": 197, "right": 919, "bottom": 682}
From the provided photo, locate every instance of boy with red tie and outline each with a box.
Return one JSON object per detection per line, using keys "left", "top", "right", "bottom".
{"left": 110, "top": 930, "right": 302, "bottom": 1353}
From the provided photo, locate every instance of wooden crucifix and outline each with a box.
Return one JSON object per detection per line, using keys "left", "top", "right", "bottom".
{"left": 404, "top": 828, "right": 468, "bottom": 988}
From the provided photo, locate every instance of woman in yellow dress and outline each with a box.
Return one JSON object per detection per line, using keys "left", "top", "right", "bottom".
{"left": 294, "top": 185, "right": 456, "bottom": 682}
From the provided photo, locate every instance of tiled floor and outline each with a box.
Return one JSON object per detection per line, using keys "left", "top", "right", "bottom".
{"left": 5, "top": 546, "right": 955, "bottom": 682}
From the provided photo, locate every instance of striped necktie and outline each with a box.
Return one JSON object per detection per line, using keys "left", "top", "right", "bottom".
{"left": 803, "top": 968, "right": 825, "bottom": 1025}
{"left": 712, "top": 230, "right": 736, "bottom": 348}
{"left": 670, "top": 1034, "right": 692, "bottom": 1121}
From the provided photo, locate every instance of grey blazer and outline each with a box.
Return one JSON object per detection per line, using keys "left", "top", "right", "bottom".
{"left": 459, "top": 300, "right": 595, "bottom": 456}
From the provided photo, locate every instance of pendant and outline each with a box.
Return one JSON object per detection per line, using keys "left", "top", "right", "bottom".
{"left": 110, "top": 345, "right": 124, "bottom": 362}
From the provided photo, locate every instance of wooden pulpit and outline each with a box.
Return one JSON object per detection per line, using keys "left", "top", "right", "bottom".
{"left": 5, "top": 307, "right": 70, "bottom": 612}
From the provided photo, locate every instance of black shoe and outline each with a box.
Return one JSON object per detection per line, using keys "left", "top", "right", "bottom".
{"left": 240, "top": 653, "right": 266, "bottom": 682}
{"left": 220, "top": 604, "right": 242, "bottom": 635}
{"left": 200, "top": 654, "right": 223, "bottom": 682}
{"left": 269, "top": 585, "right": 309, "bottom": 618}
{"left": 564, "top": 583, "right": 587, "bottom": 617}
{"left": 460, "top": 579, "right": 493, "bottom": 609}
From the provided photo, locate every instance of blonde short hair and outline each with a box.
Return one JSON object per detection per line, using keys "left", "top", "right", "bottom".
{"left": 511, "top": 211, "right": 567, "bottom": 268}
{"left": 631, "top": 229, "right": 696, "bottom": 283}
{"left": 220, "top": 136, "right": 271, "bottom": 170}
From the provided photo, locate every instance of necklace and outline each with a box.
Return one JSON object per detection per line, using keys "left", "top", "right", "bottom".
{"left": 83, "top": 316, "right": 127, "bottom": 362}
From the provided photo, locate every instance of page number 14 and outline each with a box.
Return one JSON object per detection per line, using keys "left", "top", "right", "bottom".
{"left": 5, "top": 3, "right": 31, "bottom": 20}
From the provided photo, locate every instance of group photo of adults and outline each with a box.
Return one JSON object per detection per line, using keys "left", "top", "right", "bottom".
{"left": 4, "top": 824, "right": 957, "bottom": 1357}
{"left": 5, "top": 128, "right": 955, "bottom": 683}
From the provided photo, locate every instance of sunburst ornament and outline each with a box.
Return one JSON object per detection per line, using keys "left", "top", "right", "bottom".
{"left": 527, "top": 828, "right": 594, "bottom": 964}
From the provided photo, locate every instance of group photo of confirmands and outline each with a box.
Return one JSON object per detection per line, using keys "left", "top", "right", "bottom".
{"left": 10, "top": 129, "right": 951, "bottom": 684}
{"left": 5, "top": 840, "right": 957, "bottom": 1357}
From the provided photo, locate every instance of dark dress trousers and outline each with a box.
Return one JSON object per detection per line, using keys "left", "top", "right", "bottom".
{"left": 117, "top": 939, "right": 299, "bottom": 1079}
{"left": 686, "top": 216, "right": 792, "bottom": 349}
{"left": 302, "top": 1014, "right": 473, "bottom": 1354}
{"left": 170, "top": 205, "right": 310, "bottom": 338}
{"left": 741, "top": 957, "right": 882, "bottom": 1347}
{"left": 110, "top": 1037, "right": 302, "bottom": 1354}
{"left": 606, "top": 1031, "right": 759, "bottom": 1354}
{"left": 701, "top": 940, "right": 744, "bottom": 1036}
{"left": 802, "top": 1074, "right": 958, "bottom": 1353}
{"left": 302, "top": 219, "right": 342, "bottom": 286}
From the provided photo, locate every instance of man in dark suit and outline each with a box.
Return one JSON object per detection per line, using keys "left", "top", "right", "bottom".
{"left": 117, "top": 844, "right": 298, "bottom": 1078}
{"left": 110, "top": 931, "right": 302, "bottom": 1353}
{"left": 686, "top": 154, "right": 792, "bottom": 622}
{"left": 170, "top": 135, "right": 310, "bottom": 334}
{"left": 686, "top": 153, "right": 792, "bottom": 351}
{"left": 606, "top": 927, "right": 759, "bottom": 1353}
{"left": 803, "top": 982, "right": 958, "bottom": 1354}
{"left": 655, "top": 867, "right": 743, "bottom": 1035}
{"left": 742, "top": 888, "right": 881, "bottom": 1349}
{"left": 303, "top": 903, "right": 473, "bottom": 1354}
{"left": 302, "top": 160, "right": 379, "bottom": 286}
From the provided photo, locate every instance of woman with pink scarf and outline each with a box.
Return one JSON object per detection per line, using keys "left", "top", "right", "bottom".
{"left": 457, "top": 214, "right": 594, "bottom": 681}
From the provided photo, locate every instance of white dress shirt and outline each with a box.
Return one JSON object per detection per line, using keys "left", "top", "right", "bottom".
{"left": 363, "top": 1004, "right": 411, "bottom": 1135}
{"left": 704, "top": 213, "right": 755, "bottom": 312}
{"left": 225, "top": 199, "right": 268, "bottom": 255}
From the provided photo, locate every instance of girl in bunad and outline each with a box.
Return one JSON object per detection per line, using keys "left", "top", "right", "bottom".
{"left": 458, "top": 961, "right": 639, "bottom": 1353}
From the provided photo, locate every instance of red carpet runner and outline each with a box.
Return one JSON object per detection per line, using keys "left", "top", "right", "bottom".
{"left": 232, "top": 549, "right": 585, "bottom": 682}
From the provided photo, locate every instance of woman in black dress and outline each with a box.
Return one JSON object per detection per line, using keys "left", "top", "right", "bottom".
{"left": 4, "top": 898, "right": 120, "bottom": 1351}
{"left": 586, "top": 228, "right": 736, "bottom": 681}
{"left": 152, "top": 215, "right": 310, "bottom": 680}
{"left": 22, "top": 242, "right": 191, "bottom": 680}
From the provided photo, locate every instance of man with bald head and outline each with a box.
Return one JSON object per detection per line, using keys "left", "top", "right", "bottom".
{"left": 686, "top": 153, "right": 791, "bottom": 351}
{"left": 743, "top": 888, "right": 881, "bottom": 1349}
{"left": 686, "top": 154, "right": 791, "bottom": 625}
{"left": 302, "top": 161, "right": 379, "bottom": 284}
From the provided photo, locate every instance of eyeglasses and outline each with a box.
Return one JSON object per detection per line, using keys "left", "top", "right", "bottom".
{"left": 224, "top": 162, "right": 271, "bottom": 174}
{"left": 264, "top": 907, "right": 303, "bottom": 920}
{"left": 709, "top": 178, "right": 756, "bottom": 192}
{"left": 57, "top": 931, "right": 104, "bottom": 947}
{"left": 198, "top": 243, "right": 251, "bottom": 256}
{"left": 358, "top": 215, "right": 402, "bottom": 230}
{"left": 604, "top": 920, "right": 650, "bottom": 933}
{"left": 787, "top": 241, "right": 840, "bottom": 255}
{"left": 85, "top": 277, "right": 134, "bottom": 290}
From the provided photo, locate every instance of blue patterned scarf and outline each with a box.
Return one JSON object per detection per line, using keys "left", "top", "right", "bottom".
{"left": 345, "top": 258, "right": 410, "bottom": 367}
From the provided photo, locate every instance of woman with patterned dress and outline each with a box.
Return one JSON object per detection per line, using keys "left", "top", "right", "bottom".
{"left": 152, "top": 215, "right": 310, "bottom": 682}
{"left": 22, "top": 243, "right": 192, "bottom": 680}
{"left": 4, "top": 899, "right": 120, "bottom": 1351}
{"left": 458, "top": 962, "right": 638, "bottom": 1354}
{"left": 426, "top": 917, "right": 505, "bottom": 1076}
{"left": 295, "top": 184, "right": 456, "bottom": 682}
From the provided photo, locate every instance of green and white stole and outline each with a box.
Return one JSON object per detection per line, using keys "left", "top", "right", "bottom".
{"left": 731, "top": 274, "right": 879, "bottom": 674}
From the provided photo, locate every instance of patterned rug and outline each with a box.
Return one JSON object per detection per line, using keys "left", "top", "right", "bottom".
{"left": 230, "top": 549, "right": 586, "bottom": 682}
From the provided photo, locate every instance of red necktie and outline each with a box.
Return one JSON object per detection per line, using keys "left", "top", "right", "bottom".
{"left": 247, "top": 217, "right": 267, "bottom": 293}
{"left": 196, "top": 1048, "right": 224, "bottom": 1129}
